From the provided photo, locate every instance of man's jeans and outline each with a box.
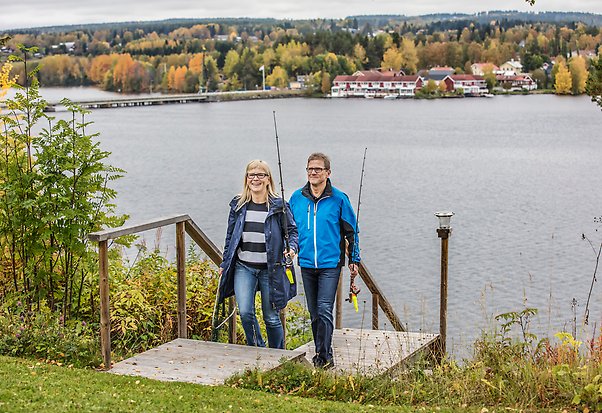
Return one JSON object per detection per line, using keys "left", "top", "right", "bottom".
{"left": 301, "top": 267, "right": 341, "bottom": 363}
{"left": 233, "top": 261, "right": 284, "bottom": 349}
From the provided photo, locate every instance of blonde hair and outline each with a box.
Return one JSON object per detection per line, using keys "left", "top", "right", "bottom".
{"left": 236, "top": 159, "right": 279, "bottom": 210}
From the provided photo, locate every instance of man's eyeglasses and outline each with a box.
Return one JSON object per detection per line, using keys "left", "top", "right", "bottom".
{"left": 306, "top": 167, "right": 327, "bottom": 174}
{"left": 247, "top": 173, "right": 268, "bottom": 180}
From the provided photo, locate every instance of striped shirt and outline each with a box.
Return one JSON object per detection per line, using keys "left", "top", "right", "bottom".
{"left": 237, "top": 201, "right": 268, "bottom": 268}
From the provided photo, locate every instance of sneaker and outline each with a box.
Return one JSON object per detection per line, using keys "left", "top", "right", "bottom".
{"left": 312, "top": 355, "right": 335, "bottom": 370}
{"left": 312, "top": 355, "right": 321, "bottom": 368}
{"left": 322, "top": 359, "right": 335, "bottom": 370}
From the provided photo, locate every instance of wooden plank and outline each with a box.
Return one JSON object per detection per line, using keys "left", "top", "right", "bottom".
{"left": 176, "top": 222, "right": 187, "bottom": 338}
{"left": 89, "top": 214, "right": 190, "bottom": 241}
{"left": 335, "top": 268, "right": 343, "bottom": 329}
{"left": 372, "top": 293, "right": 379, "bottom": 330}
{"left": 98, "top": 240, "right": 111, "bottom": 370}
{"left": 110, "top": 338, "right": 307, "bottom": 385}
{"left": 295, "top": 328, "right": 438, "bottom": 375}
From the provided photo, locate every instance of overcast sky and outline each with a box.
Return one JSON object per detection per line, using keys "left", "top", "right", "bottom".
{"left": 2, "top": 0, "right": 602, "bottom": 31}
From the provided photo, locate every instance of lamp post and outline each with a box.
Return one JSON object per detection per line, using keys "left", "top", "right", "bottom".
{"left": 259, "top": 65, "right": 265, "bottom": 91}
{"left": 435, "top": 211, "right": 453, "bottom": 362}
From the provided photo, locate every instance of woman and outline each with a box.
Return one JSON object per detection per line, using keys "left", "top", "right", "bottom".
{"left": 217, "top": 160, "right": 298, "bottom": 349}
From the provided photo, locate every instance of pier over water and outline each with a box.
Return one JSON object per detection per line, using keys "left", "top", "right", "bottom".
{"left": 43, "top": 89, "right": 303, "bottom": 111}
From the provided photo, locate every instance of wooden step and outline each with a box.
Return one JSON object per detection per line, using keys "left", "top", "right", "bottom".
{"left": 109, "top": 338, "right": 307, "bottom": 385}
{"left": 294, "top": 328, "right": 439, "bottom": 375}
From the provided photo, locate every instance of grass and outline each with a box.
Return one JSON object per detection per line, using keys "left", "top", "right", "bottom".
{"left": 0, "top": 355, "right": 419, "bottom": 413}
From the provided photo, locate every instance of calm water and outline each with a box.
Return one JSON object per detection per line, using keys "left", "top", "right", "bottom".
{"left": 31, "top": 89, "right": 602, "bottom": 356}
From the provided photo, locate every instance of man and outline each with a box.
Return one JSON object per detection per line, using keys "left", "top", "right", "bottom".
{"left": 289, "top": 152, "right": 360, "bottom": 369}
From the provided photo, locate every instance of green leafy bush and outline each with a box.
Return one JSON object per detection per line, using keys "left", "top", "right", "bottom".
{"left": 0, "top": 297, "right": 100, "bottom": 367}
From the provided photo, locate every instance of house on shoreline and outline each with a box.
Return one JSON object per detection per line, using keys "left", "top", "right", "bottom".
{"left": 331, "top": 69, "right": 488, "bottom": 98}
{"left": 331, "top": 71, "right": 423, "bottom": 98}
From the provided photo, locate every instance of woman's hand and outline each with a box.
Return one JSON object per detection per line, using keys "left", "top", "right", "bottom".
{"left": 284, "top": 249, "right": 296, "bottom": 261}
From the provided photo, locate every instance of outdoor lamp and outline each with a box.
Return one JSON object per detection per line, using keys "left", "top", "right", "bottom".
{"left": 434, "top": 210, "right": 453, "bottom": 363}
{"left": 435, "top": 211, "right": 454, "bottom": 229}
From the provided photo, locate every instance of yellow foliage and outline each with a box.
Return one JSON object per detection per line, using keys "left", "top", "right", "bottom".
{"left": 381, "top": 47, "right": 402, "bottom": 71}
{"left": 569, "top": 56, "right": 587, "bottom": 94}
{"left": 1, "top": 61, "right": 14, "bottom": 98}
{"left": 554, "top": 61, "right": 572, "bottom": 95}
{"left": 1, "top": 62, "right": 16, "bottom": 121}
{"left": 265, "top": 65, "right": 288, "bottom": 89}
{"left": 188, "top": 53, "right": 204, "bottom": 75}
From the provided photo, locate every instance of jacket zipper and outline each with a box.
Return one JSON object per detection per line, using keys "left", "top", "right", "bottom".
{"left": 312, "top": 196, "right": 330, "bottom": 268}
{"left": 307, "top": 204, "right": 310, "bottom": 230}
{"left": 313, "top": 201, "right": 318, "bottom": 267}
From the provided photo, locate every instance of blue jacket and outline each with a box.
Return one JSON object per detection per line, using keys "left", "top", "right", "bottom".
{"left": 218, "top": 196, "right": 298, "bottom": 310}
{"left": 289, "top": 179, "right": 360, "bottom": 269}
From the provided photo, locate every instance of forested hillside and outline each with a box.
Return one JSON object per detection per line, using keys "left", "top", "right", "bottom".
{"left": 1, "top": 11, "right": 600, "bottom": 95}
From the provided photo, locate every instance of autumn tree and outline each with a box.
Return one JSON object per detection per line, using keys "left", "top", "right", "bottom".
{"left": 353, "top": 43, "right": 367, "bottom": 69}
{"left": 569, "top": 56, "right": 587, "bottom": 94}
{"left": 320, "top": 71, "right": 331, "bottom": 94}
{"left": 400, "top": 38, "right": 418, "bottom": 74}
{"left": 482, "top": 63, "right": 497, "bottom": 91}
{"left": 223, "top": 50, "right": 240, "bottom": 77}
{"left": 266, "top": 66, "right": 289, "bottom": 89}
{"left": 554, "top": 61, "right": 572, "bottom": 94}
{"left": 88, "top": 55, "right": 113, "bottom": 84}
{"left": 438, "top": 80, "right": 448, "bottom": 94}
{"left": 276, "top": 40, "right": 311, "bottom": 75}
{"left": 586, "top": 57, "right": 602, "bottom": 110}
{"left": 381, "top": 47, "right": 402, "bottom": 71}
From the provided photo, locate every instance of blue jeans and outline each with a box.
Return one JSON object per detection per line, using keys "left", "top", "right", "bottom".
{"left": 301, "top": 267, "right": 341, "bottom": 363}
{"left": 233, "top": 261, "right": 284, "bottom": 349}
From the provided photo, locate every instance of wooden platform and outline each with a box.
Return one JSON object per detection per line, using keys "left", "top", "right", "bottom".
{"left": 109, "top": 338, "right": 307, "bottom": 385}
{"left": 295, "top": 328, "right": 439, "bottom": 375}
{"left": 109, "top": 329, "right": 438, "bottom": 385}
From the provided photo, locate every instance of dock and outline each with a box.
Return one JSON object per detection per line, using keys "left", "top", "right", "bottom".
{"left": 109, "top": 338, "right": 307, "bottom": 385}
{"left": 43, "top": 89, "right": 304, "bottom": 111}
{"left": 109, "top": 329, "right": 439, "bottom": 385}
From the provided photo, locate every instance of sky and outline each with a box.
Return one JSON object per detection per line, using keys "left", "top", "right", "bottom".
{"left": 2, "top": 0, "right": 602, "bottom": 31}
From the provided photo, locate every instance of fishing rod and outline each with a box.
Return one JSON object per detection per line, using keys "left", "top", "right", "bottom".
{"left": 346, "top": 147, "right": 367, "bottom": 312}
{"left": 273, "top": 111, "right": 294, "bottom": 284}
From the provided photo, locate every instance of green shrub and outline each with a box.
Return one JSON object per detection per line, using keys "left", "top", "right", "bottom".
{"left": 0, "top": 297, "right": 100, "bottom": 367}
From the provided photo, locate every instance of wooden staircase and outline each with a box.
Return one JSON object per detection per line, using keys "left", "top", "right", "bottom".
{"left": 89, "top": 214, "right": 441, "bottom": 384}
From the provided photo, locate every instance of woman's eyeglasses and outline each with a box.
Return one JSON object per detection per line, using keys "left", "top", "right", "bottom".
{"left": 247, "top": 173, "right": 268, "bottom": 180}
{"left": 306, "top": 167, "right": 326, "bottom": 174}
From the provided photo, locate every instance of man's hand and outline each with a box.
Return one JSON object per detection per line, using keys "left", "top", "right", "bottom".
{"left": 349, "top": 263, "right": 359, "bottom": 277}
{"left": 218, "top": 267, "right": 223, "bottom": 276}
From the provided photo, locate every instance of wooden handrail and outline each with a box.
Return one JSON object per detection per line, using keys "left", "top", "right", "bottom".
{"left": 89, "top": 214, "right": 237, "bottom": 369}
{"left": 89, "top": 214, "right": 190, "bottom": 242}
{"left": 336, "top": 257, "right": 406, "bottom": 332}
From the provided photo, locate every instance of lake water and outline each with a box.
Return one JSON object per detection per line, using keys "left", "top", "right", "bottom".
{"left": 16, "top": 88, "right": 602, "bottom": 357}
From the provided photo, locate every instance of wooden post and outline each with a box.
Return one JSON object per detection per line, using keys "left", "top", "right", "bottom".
{"left": 335, "top": 267, "right": 344, "bottom": 329}
{"left": 437, "top": 228, "right": 450, "bottom": 361}
{"left": 228, "top": 296, "right": 237, "bottom": 343}
{"left": 176, "top": 222, "right": 187, "bottom": 338}
{"left": 98, "top": 240, "right": 111, "bottom": 370}
{"left": 279, "top": 308, "right": 287, "bottom": 347}
{"left": 372, "top": 293, "right": 379, "bottom": 330}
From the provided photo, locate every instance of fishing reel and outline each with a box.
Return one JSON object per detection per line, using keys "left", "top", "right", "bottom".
{"left": 345, "top": 282, "right": 361, "bottom": 312}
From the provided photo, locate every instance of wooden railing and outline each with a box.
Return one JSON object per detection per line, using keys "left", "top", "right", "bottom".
{"left": 88, "top": 214, "right": 236, "bottom": 369}
{"left": 89, "top": 213, "right": 405, "bottom": 369}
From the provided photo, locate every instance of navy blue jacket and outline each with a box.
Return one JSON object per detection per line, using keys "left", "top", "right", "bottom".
{"left": 218, "top": 196, "right": 298, "bottom": 310}
{"left": 289, "top": 179, "right": 360, "bottom": 269}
